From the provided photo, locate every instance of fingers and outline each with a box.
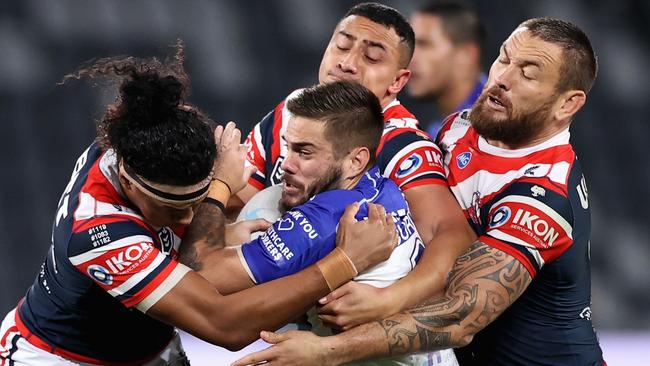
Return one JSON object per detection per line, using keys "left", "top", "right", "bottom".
{"left": 247, "top": 218, "right": 273, "bottom": 233}
{"left": 243, "top": 164, "right": 258, "bottom": 181}
{"left": 366, "top": 203, "right": 386, "bottom": 226}
{"left": 214, "top": 124, "right": 224, "bottom": 146}
{"left": 340, "top": 202, "right": 360, "bottom": 225}
{"left": 231, "top": 347, "right": 275, "bottom": 366}
{"left": 385, "top": 212, "right": 398, "bottom": 248}
{"left": 318, "top": 282, "right": 351, "bottom": 305}
{"left": 260, "top": 330, "right": 288, "bottom": 344}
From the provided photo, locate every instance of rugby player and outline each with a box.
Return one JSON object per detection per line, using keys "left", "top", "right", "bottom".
{"left": 408, "top": 1, "right": 486, "bottom": 136}
{"left": 198, "top": 80, "right": 457, "bottom": 365}
{"left": 235, "top": 2, "right": 475, "bottom": 271}
{"left": 0, "top": 44, "right": 396, "bottom": 365}
{"left": 234, "top": 17, "right": 605, "bottom": 366}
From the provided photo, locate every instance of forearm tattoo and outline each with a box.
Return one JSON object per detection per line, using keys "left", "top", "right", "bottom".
{"left": 378, "top": 241, "right": 532, "bottom": 355}
{"left": 178, "top": 202, "right": 226, "bottom": 271}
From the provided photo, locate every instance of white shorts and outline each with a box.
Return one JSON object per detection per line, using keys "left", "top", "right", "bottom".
{"left": 0, "top": 308, "right": 190, "bottom": 366}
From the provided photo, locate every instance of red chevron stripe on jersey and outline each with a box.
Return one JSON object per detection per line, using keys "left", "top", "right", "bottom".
{"left": 438, "top": 110, "right": 578, "bottom": 277}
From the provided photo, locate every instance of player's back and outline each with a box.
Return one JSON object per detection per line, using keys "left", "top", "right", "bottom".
{"left": 16, "top": 143, "right": 181, "bottom": 364}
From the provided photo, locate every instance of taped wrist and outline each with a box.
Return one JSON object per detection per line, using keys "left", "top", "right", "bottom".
{"left": 316, "top": 247, "right": 358, "bottom": 291}
{"left": 207, "top": 179, "right": 231, "bottom": 206}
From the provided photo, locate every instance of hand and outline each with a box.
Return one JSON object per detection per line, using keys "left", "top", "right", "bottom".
{"left": 231, "top": 330, "right": 335, "bottom": 366}
{"left": 335, "top": 202, "right": 397, "bottom": 273}
{"left": 224, "top": 219, "right": 272, "bottom": 247}
{"left": 213, "top": 122, "right": 257, "bottom": 195}
{"left": 317, "top": 282, "right": 391, "bottom": 331}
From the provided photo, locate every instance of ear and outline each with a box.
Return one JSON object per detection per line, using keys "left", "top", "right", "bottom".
{"left": 118, "top": 171, "right": 134, "bottom": 193}
{"left": 554, "top": 90, "right": 586, "bottom": 122}
{"left": 344, "top": 146, "right": 371, "bottom": 178}
{"left": 387, "top": 69, "right": 411, "bottom": 95}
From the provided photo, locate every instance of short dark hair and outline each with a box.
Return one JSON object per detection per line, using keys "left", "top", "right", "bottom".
{"left": 344, "top": 2, "right": 415, "bottom": 68}
{"left": 286, "top": 81, "right": 384, "bottom": 166}
{"left": 519, "top": 17, "right": 598, "bottom": 94}
{"left": 418, "top": 1, "right": 486, "bottom": 52}
{"left": 63, "top": 41, "right": 215, "bottom": 186}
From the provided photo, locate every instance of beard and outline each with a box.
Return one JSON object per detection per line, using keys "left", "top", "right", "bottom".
{"left": 279, "top": 164, "right": 343, "bottom": 212}
{"left": 469, "top": 86, "right": 556, "bottom": 147}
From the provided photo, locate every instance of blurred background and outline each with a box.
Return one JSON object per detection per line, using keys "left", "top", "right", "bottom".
{"left": 1, "top": 0, "right": 648, "bottom": 364}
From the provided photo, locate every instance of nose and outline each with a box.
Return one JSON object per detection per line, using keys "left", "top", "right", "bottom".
{"left": 494, "top": 65, "right": 514, "bottom": 92}
{"left": 280, "top": 151, "right": 297, "bottom": 175}
{"left": 337, "top": 50, "right": 360, "bottom": 74}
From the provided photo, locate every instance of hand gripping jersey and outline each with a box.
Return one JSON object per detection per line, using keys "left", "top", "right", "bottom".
{"left": 438, "top": 111, "right": 604, "bottom": 365}
{"left": 245, "top": 92, "right": 447, "bottom": 192}
{"left": 238, "top": 166, "right": 423, "bottom": 286}
{"left": 4, "top": 143, "right": 190, "bottom": 365}
{"left": 237, "top": 167, "right": 457, "bottom": 366}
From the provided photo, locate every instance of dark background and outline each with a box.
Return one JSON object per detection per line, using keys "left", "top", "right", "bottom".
{"left": 1, "top": 0, "right": 648, "bottom": 331}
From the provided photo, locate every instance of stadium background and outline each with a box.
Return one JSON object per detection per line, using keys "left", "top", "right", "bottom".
{"left": 0, "top": 0, "right": 648, "bottom": 364}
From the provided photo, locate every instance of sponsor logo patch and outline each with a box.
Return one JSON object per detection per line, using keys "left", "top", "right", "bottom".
{"left": 531, "top": 185, "right": 546, "bottom": 197}
{"left": 395, "top": 153, "right": 423, "bottom": 178}
{"left": 87, "top": 264, "right": 113, "bottom": 285}
{"left": 489, "top": 206, "right": 511, "bottom": 228}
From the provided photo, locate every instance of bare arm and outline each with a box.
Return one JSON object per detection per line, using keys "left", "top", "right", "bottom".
{"left": 233, "top": 241, "right": 532, "bottom": 365}
{"left": 318, "top": 184, "right": 476, "bottom": 329}
{"left": 149, "top": 199, "right": 397, "bottom": 351}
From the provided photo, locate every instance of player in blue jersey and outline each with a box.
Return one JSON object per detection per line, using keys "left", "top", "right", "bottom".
{"left": 0, "top": 43, "right": 396, "bottom": 365}
{"left": 233, "top": 17, "right": 605, "bottom": 366}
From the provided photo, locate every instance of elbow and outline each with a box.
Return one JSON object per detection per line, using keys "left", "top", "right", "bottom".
{"left": 451, "top": 328, "right": 475, "bottom": 348}
{"left": 217, "top": 331, "right": 255, "bottom": 352}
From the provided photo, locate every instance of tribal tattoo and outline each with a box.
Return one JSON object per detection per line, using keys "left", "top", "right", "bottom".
{"left": 178, "top": 201, "right": 226, "bottom": 271}
{"left": 378, "top": 241, "right": 531, "bottom": 355}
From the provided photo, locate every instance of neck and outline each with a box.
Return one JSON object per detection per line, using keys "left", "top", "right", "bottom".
{"left": 437, "top": 70, "right": 480, "bottom": 116}
{"left": 341, "top": 169, "right": 369, "bottom": 190}
{"left": 380, "top": 94, "right": 397, "bottom": 110}
{"left": 485, "top": 121, "right": 570, "bottom": 150}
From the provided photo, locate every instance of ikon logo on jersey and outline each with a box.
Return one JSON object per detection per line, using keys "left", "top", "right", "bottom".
{"left": 103, "top": 242, "right": 155, "bottom": 274}
{"left": 488, "top": 202, "right": 569, "bottom": 249}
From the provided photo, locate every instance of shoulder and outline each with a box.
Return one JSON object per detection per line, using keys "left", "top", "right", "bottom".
{"left": 437, "top": 109, "right": 473, "bottom": 145}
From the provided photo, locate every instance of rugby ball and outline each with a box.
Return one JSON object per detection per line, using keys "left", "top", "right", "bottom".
{"left": 235, "top": 185, "right": 283, "bottom": 240}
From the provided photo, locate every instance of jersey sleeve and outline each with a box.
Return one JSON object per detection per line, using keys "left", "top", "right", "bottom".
{"left": 377, "top": 129, "right": 447, "bottom": 190}
{"left": 238, "top": 205, "right": 339, "bottom": 284}
{"left": 480, "top": 181, "right": 574, "bottom": 278}
{"left": 237, "top": 188, "right": 361, "bottom": 284}
{"left": 67, "top": 219, "right": 190, "bottom": 312}
{"left": 244, "top": 109, "right": 274, "bottom": 190}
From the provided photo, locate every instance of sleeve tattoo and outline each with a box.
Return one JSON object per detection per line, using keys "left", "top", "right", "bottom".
{"left": 178, "top": 202, "right": 226, "bottom": 271}
{"left": 378, "top": 241, "right": 532, "bottom": 355}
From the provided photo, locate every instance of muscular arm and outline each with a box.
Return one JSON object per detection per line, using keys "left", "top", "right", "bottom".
{"left": 330, "top": 241, "right": 531, "bottom": 363}
{"left": 149, "top": 198, "right": 396, "bottom": 351}
{"left": 178, "top": 201, "right": 255, "bottom": 294}
{"left": 390, "top": 184, "right": 476, "bottom": 309}
{"left": 319, "top": 184, "right": 476, "bottom": 328}
{"left": 238, "top": 241, "right": 532, "bottom": 365}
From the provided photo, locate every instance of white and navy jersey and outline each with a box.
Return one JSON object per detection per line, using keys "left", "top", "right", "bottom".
{"left": 238, "top": 166, "right": 423, "bottom": 287}
{"left": 438, "top": 111, "right": 604, "bottom": 365}
{"left": 13, "top": 143, "right": 190, "bottom": 365}
{"left": 245, "top": 94, "right": 447, "bottom": 192}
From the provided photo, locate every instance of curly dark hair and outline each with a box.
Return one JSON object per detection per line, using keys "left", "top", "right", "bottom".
{"left": 63, "top": 40, "right": 215, "bottom": 186}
